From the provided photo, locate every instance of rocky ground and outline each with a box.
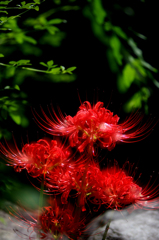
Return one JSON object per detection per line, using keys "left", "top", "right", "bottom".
{"left": 87, "top": 208, "right": 159, "bottom": 240}
{"left": 0, "top": 205, "right": 159, "bottom": 240}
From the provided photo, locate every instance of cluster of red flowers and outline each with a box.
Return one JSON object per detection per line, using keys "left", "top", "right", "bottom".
{"left": 0, "top": 101, "right": 158, "bottom": 239}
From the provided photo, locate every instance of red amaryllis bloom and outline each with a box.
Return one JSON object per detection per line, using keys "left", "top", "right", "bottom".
{"left": 45, "top": 162, "right": 104, "bottom": 211}
{"left": 9, "top": 199, "right": 86, "bottom": 239}
{"left": 33, "top": 101, "right": 154, "bottom": 155}
{"left": 88, "top": 162, "right": 159, "bottom": 211}
{"left": 0, "top": 138, "right": 70, "bottom": 177}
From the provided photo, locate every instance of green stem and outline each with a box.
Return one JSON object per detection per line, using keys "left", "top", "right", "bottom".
{"left": 22, "top": 67, "right": 47, "bottom": 73}
{"left": 102, "top": 210, "right": 114, "bottom": 240}
{"left": 39, "top": 175, "right": 45, "bottom": 210}
{"left": 37, "top": 175, "right": 45, "bottom": 240}
{"left": 0, "top": 63, "right": 58, "bottom": 74}
{"left": 0, "top": 63, "right": 9, "bottom": 67}
{"left": 102, "top": 220, "right": 111, "bottom": 240}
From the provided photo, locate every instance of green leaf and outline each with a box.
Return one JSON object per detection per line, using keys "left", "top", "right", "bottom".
{"left": 5, "top": 67, "right": 15, "bottom": 78}
{"left": 47, "top": 60, "right": 54, "bottom": 67}
{"left": 0, "top": 10, "right": 8, "bottom": 14}
{"left": 14, "top": 85, "right": 20, "bottom": 90}
{"left": 0, "top": 53, "right": 4, "bottom": 57}
{"left": 46, "top": 26, "right": 59, "bottom": 34}
{"left": 24, "top": 35, "right": 37, "bottom": 44}
{"left": 21, "top": 1, "right": 26, "bottom": 6}
{"left": 9, "top": 61, "right": 17, "bottom": 65}
{"left": 9, "top": 113, "right": 21, "bottom": 125}
{"left": 128, "top": 38, "right": 142, "bottom": 58}
{"left": 132, "top": 59, "right": 146, "bottom": 77}
{"left": 34, "top": 24, "right": 44, "bottom": 30}
{"left": 0, "top": 1, "right": 10, "bottom": 5}
{"left": 21, "top": 116, "right": 29, "bottom": 127}
{"left": 35, "top": 6, "right": 39, "bottom": 11}
{"left": 66, "top": 66, "right": 76, "bottom": 73}
{"left": 15, "top": 33, "right": 25, "bottom": 44}
{"left": 117, "top": 64, "right": 136, "bottom": 93}
{"left": 141, "top": 60, "right": 158, "bottom": 72}
{"left": 60, "top": 66, "right": 65, "bottom": 71}
{"left": 53, "top": 0, "right": 61, "bottom": 4}
{"left": 136, "top": 33, "right": 147, "bottom": 40}
{"left": 8, "top": 15, "right": 20, "bottom": 20}
{"left": 124, "top": 91, "right": 142, "bottom": 112}
{"left": 9, "top": 105, "right": 18, "bottom": 112}
{"left": 4, "top": 86, "right": 10, "bottom": 89}
{"left": 113, "top": 26, "right": 127, "bottom": 40}
{"left": 15, "top": 60, "right": 32, "bottom": 66}
{"left": 123, "top": 87, "right": 150, "bottom": 113}
{"left": 104, "top": 21, "right": 112, "bottom": 31}
{"left": 110, "top": 35, "right": 123, "bottom": 65}
{"left": 40, "top": 62, "right": 48, "bottom": 67}
{"left": 0, "top": 96, "right": 8, "bottom": 102}
{"left": 1, "top": 106, "right": 8, "bottom": 120}
{"left": 0, "top": 16, "right": 7, "bottom": 21}
{"left": 49, "top": 67, "right": 61, "bottom": 74}
{"left": 66, "top": 66, "right": 76, "bottom": 71}
{"left": 48, "top": 18, "right": 65, "bottom": 24}
{"left": 33, "top": 0, "right": 40, "bottom": 3}
{"left": 92, "top": 0, "right": 107, "bottom": 24}
{"left": 0, "top": 6, "right": 6, "bottom": 9}
{"left": 106, "top": 49, "right": 118, "bottom": 73}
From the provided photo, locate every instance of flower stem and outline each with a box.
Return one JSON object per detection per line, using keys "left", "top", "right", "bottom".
{"left": 102, "top": 210, "right": 114, "bottom": 240}
{"left": 37, "top": 174, "right": 45, "bottom": 239}
{"left": 102, "top": 220, "right": 111, "bottom": 240}
{"left": 39, "top": 175, "right": 45, "bottom": 210}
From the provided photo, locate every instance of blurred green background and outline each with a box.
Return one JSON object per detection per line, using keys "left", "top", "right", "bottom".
{"left": 0, "top": 0, "right": 159, "bottom": 210}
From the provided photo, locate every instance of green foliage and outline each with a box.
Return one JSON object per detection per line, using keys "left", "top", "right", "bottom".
{"left": 92, "top": 0, "right": 107, "bottom": 25}
{"left": 40, "top": 60, "right": 58, "bottom": 70}
{"left": 123, "top": 87, "right": 150, "bottom": 114}
{"left": 0, "top": 18, "right": 37, "bottom": 44}
{"left": 9, "top": 59, "right": 32, "bottom": 67}
{"left": 0, "top": 1, "right": 10, "bottom": 5}
{"left": 25, "top": 16, "right": 65, "bottom": 35}
{"left": 0, "top": 0, "right": 158, "bottom": 139}
{"left": 0, "top": 1, "right": 77, "bottom": 85}
{"left": 39, "top": 61, "right": 76, "bottom": 74}
{"left": 0, "top": 162, "right": 41, "bottom": 209}
{"left": 0, "top": 85, "right": 29, "bottom": 139}
{"left": 0, "top": 0, "right": 79, "bottom": 141}
{"left": 83, "top": 1, "right": 158, "bottom": 113}
{"left": 18, "top": 1, "right": 40, "bottom": 11}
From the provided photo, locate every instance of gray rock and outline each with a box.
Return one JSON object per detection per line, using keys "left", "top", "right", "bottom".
{"left": 1, "top": 205, "right": 159, "bottom": 240}
{"left": 87, "top": 209, "right": 159, "bottom": 240}
{"left": 0, "top": 208, "right": 69, "bottom": 240}
{"left": 0, "top": 209, "right": 37, "bottom": 240}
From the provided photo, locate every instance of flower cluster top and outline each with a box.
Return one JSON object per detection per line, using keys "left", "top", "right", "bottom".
{"left": 34, "top": 101, "right": 152, "bottom": 156}
{"left": 0, "top": 101, "right": 158, "bottom": 240}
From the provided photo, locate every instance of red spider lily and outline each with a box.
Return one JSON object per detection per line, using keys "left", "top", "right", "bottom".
{"left": 0, "top": 138, "right": 71, "bottom": 178}
{"left": 45, "top": 162, "right": 104, "bottom": 211}
{"left": 9, "top": 199, "right": 86, "bottom": 240}
{"left": 33, "top": 101, "right": 154, "bottom": 155}
{"left": 88, "top": 161, "right": 159, "bottom": 211}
